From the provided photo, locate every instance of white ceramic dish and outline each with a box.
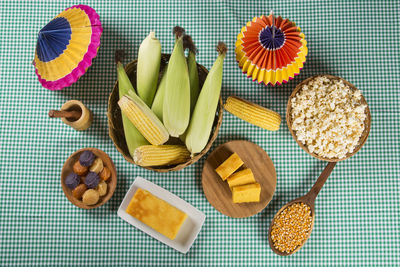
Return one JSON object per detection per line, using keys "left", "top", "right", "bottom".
{"left": 117, "top": 177, "right": 206, "bottom": 254}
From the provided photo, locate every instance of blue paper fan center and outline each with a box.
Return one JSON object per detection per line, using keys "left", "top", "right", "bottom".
{"left": 36, "top": 17, "right": 72, "bottom": 62}
{"left": 259, "top": 26, "right": 285, "bottom": 50}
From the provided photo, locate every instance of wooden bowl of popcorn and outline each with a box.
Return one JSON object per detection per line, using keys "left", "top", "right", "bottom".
{"left": 286, "top": 75, "right": 371, "bottom": 162}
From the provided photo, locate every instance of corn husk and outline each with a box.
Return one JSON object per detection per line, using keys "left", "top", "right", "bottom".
{"left": 183, "top": 35, "right": 200, "bottom": 113}
{"left": 151, "top": 66, "right": 167, "bottom": 121}
{"left": 163, "top": 27, "right": 191, "bottom": 137}
{"left": 185, "top": 42, "right": 227, "bottom": 155}
{"left": 137, "top": 31, "right": 161, "bottom": 106}
{"left": 115, "top": 52, "right": 149, "bottom": 157}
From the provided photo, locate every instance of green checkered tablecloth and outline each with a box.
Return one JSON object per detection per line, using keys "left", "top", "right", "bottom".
{"left": 1, "top": 0, "right": 399, "bottom": 265}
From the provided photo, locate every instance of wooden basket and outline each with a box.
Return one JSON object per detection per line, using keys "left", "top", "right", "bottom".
{"left": 286, "top": 74, "right": 371, "bottom": 162}
{"left": 108, "top": 54, "right": 223, "bottom": 172}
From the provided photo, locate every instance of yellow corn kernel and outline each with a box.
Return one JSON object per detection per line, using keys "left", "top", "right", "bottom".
{"left": 134, "top": 145, "right": 190, "bottom": 167}
{"left": 118, "top": 95, "right": 169, "bottom": 145}
{"left": 215, "top": 153, "right": 244, "bottom": 181}
{"left": 224, "top": 96, "right": 281, "bottom": 131}
{"left": 227, "top": 168, "right": 256, "bottom": 188}
{"left": 232, "top": 183, "right": 261, "bottom": 203}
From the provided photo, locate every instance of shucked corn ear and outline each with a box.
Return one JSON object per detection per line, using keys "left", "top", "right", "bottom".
{"left": 183, "top": 35, "right": 200, "bottom": 113}
{"left": 134, "top": 145, "right": 190, "bottom": 167}
{"left": 118, "top": 93, "right": 169, "bottom": 145}
{"left": 163, "top": 27, "right": 191, "bottom": 137}
{"left": 151, "top": 66, "right": 167, "bottom": 121}
{"left": 137, "top": 31, "right": 161, "bottom": 106}
{"left": 224, "top": 96, "right": 281, "bottom": 131}
{"left": 185, "top": 42, "right": 227, "bottom": 155}
{"left": 115, "top": 51, "right": 149, "bottom": 156}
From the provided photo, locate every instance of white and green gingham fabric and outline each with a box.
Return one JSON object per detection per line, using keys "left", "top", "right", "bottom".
{"left": 1, "top": 0, "right": 399, "bottom": 266}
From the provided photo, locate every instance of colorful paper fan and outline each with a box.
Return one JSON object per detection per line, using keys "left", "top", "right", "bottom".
{"left": 235, "top": 13, "right": 308, "bottom": 86}
{"left": 33, "top": 5, "right": 103, "bottom": 90}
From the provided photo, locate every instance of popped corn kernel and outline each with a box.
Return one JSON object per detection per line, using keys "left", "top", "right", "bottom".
{"left": 290, "top": 76, "right": 367, "bottom": 159}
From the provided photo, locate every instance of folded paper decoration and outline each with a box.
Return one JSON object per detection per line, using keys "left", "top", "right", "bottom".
{"left": 235, "top": 14, "right": 308, "bottom": 86}
{"left": 33, "top": 5, "right": 103, "bottom": 90}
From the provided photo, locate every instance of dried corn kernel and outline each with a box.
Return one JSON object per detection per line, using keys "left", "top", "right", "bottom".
{"left": 270, "top": 202, "right": 313, "bottom": 253}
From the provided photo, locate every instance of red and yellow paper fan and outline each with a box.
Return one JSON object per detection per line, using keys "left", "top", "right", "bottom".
{"left": 235, "top": 14, "right": 308, "bottom": 86}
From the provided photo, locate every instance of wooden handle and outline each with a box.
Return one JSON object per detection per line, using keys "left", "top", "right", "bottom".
{"left": 48, "top": 110, "right": 81, "bottom": 121}
{"left": 305, "top": 162, "right": 337, "bottom": 203}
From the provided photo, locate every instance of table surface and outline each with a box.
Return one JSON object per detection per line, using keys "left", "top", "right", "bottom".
{"left": 1, "top": 0, "right": 399, "bottom": 266}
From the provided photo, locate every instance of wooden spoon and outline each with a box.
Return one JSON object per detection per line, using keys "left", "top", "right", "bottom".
{"left": 268, "top": 162, "right": 337, "bottom": 256}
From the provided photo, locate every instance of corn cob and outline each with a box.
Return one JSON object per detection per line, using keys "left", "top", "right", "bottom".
{"left": 224, "top": 96, "right": 281, "bottom": 131}
{"left": 137, "top": 31, "right": 161, "bottom": 106}
{"left": 185, "top": 42, "right": 227, "bottom": 155}
{"left": 115, "top": 50, "right": 149, "bottom": 157}
{"left": 134, "top": 145, "right": 190, "bottom": 167}
{"left": 151, "top": 66, "right": 167, "bottom": 121}
{"left": 183, "top": 35, "right": 200, "bottom": 113}
{"left": 118, "top": 93, "right": 169, "bottom": 145}
{"left": 163, "top": 26, "right": 191, "bottom": 137}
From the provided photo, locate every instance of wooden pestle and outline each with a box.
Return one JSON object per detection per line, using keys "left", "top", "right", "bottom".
{"left": 48, "top": 110, "right": 82, "bottom": 121}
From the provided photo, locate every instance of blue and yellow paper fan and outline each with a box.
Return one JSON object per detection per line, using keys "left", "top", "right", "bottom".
{"left": 235, "top": 13, "right": 308, "bottom": 86}
{"left": 33, "top": 5, "right": 103, "bottom": 90}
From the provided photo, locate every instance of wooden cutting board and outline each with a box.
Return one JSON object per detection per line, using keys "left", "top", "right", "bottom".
{"left": 202, "top": 140, "right": 277, "bottom": 218}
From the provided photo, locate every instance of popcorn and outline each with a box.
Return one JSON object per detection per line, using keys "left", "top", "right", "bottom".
{"left": 290, "top": 76, "right": 367, "bottom": 159}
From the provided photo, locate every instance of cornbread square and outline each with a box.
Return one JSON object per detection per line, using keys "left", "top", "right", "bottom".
{"left": 232, "top": 183, "right": 261, "bottom": 203}
{"left": 126, "top": 188, "right": 188, "bottom": 240}
{"left": 227, "top": 168, "right": 256, "bottom": 188}
{"left": 215, "top": 153, "right": 244, "bottom": 180}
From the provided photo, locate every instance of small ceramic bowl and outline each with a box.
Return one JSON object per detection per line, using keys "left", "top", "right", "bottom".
{"left": 107, "top": 54, "right": 223, "bottom": 172}
{"left": 61, "top": 148, "right": 117, "bottom": 209}
{"left": 286, "top": 74, "right": 371, "bottom": 162}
